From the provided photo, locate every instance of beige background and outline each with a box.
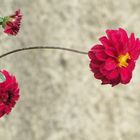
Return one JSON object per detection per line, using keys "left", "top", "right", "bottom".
{"left": 0, "top": 0, "right": 140, "bottom": 140}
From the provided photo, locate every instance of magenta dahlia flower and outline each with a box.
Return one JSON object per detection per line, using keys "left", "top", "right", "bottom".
{"left": 2, "top": 9, "right": 22, "bottom": 35}
{"left": 0, "top": 70, "right": 19, "bottom": 118}
{"left": 88, "top": 28, "right": 140, "bottom": 86}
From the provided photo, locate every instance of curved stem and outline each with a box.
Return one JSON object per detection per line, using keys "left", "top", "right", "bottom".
{"left": 0, "top": 46, "right": 88, "bottom": 59}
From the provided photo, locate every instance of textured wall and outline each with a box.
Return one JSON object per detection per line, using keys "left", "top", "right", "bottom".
{"left": 0, "top": 0, "right": 140, "bottom": 140}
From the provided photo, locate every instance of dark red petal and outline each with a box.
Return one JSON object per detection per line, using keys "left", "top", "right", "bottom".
{"left": 111, "top": 77, "right": 121, "bottom": 87}
{"left": 91, "top": 45, "right": 104, "bottom": 51}
{"left": 128, "top": 33, "right": 135, "bottom": 50}
{"left": 130, "top": 33, "right": 135, "bottom": 43}
{"left": 129, "top": 50, "right": 140, "bottom": 60}
{"left": 88, "top": 51, "right": 94, "bottom": 59}
{"left": 89, "top": 62, "right": 100, "bottom": 73}
{"left": 106, "top": 29, "right": 120, "bottom": 42}
{"left": 95, "top": 51, "right": 108, "bottom": 61}
{"left": 90, "top": 54, "right": 103, "bottom": 65}
{"left": 120, "top": 68, "right": 132, "bottom": 84}
{"left": 88, "top": 45, "right": 104, "bottom": 59}
{"left": 119, "top": 28, "right": 128, "bottom": 45}
{"left": 99, "top": 36, "right": 112, "bottom": 49}
{"left": 99, "top": 64, "right": 110, "bottom": 76}
{"left": 101, "top": 78, "right": 110, "bottom": 85}
{"left": 94, "top": 72, "right": 104, "bottom": 79}
{"left": 105, "top": 49, "right": 117, "bottom": 58}
{"left": 104, "top": 58, "right": 117, "bottom": 71}
{"left": 106, "top": 29, "right": 116, "bottom": 40}
{"left": 106, "top": 69, "right": 119, "bottom": 80}
{"left": 127, "top": 61, "right": 135, "bottom": 71}
{"left": 129, "top": 39, "right": 140, "bottom": 60}
{"left": 106, "top": 29, "right": 122, "bottom": 53}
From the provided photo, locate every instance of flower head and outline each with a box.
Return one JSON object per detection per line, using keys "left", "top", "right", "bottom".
{"left": 0, "top": 70, "right": 19, "bottom": 118}
{"left": 88, "top": 28, "right": 140, "bottom": 86}
{"left": 2, "top": 9, "right": 22, "bottom": 35}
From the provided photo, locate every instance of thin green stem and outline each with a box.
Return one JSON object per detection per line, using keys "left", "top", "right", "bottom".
{"left": 0, "top": 46, "right": 88, "bottom": 59}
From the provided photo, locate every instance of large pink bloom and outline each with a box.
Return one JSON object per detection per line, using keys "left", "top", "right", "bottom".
{"left": 3, "top": 9, "right": 22, "bottom": 35}
{"left": 0, "top": 70, "right": 19, "bottom": 118}
{"left": 88, "top": 28, "right": 140, "bottom": 86}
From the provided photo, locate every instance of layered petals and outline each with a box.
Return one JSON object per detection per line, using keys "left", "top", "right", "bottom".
{"left": 2, "top": 9, "right": 22, "bottom": 35}
{"left": 88, "top": 28, "right": 140, "bottom": 86}
{"left": 0, "top": 70, "right": 20, "bottom": 118}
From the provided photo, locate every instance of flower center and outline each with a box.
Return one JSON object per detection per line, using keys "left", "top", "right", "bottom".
{"left": 118, "top": 52, "right": 130, "bottom": 67}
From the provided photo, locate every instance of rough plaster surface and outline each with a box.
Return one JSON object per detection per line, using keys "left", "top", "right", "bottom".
{"left": 0, "top": 0, "right": 140, "bottom": 140}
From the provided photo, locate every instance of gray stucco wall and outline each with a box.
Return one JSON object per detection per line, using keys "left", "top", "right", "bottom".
{"left": 0, "top": 0, "right": 140, "bottom": 140}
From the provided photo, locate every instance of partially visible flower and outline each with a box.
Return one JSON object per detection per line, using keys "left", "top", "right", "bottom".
{"left": 1, "top": 9, "right": 22, "bottom": 35}
{"left": 0, "top": 70, "right": 19, "bottom": 118}
{"left": 88, "top": 28, "right": 140, "bottom": 86}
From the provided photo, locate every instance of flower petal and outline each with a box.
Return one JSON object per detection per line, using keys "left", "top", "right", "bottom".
{"left": 88, "top": 45, "right": 104, "bottom": 59}
{"left": 90, "top": 62, "right": 100, "bottom": 73}
{"left": 106, "top": 69, "right": 119, "bottom": 80}
{"left": 94, "top": 72, "right": 104, "bottom": 79}
{"left": 119, "top": 28, "right": 128, "bottom": 45}
{"left": 95, "top": 51, "right": 108, "bottom": 61}
{"left": 105, "top": 49, "right": 117, "bottom": 57}
{"left": 120, "top": 68, "right": 132, "bottom": 84}
{"left": 104, "top": 58, "right": 117, "bottom": 71}
{"left": 99, "top": 36, "right": 112, "bottom": 49}
{"left": 101, "top": 78, "right": 110, "bottom": 85}
{"left": 129, "top": 39, "right": 140, "bottom": 60}
{"left": 128, "top": 33, "right": 135, "bottom": 50}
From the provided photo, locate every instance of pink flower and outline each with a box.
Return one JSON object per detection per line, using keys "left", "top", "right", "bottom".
{"left": 88, "top": 28, "right": 140, "bottom": 86}
{"left": 3, "top": 9, "right": 22, "bottom": 35}
{"left": 0, "top": 70, "right": 19, "bottom": 118}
